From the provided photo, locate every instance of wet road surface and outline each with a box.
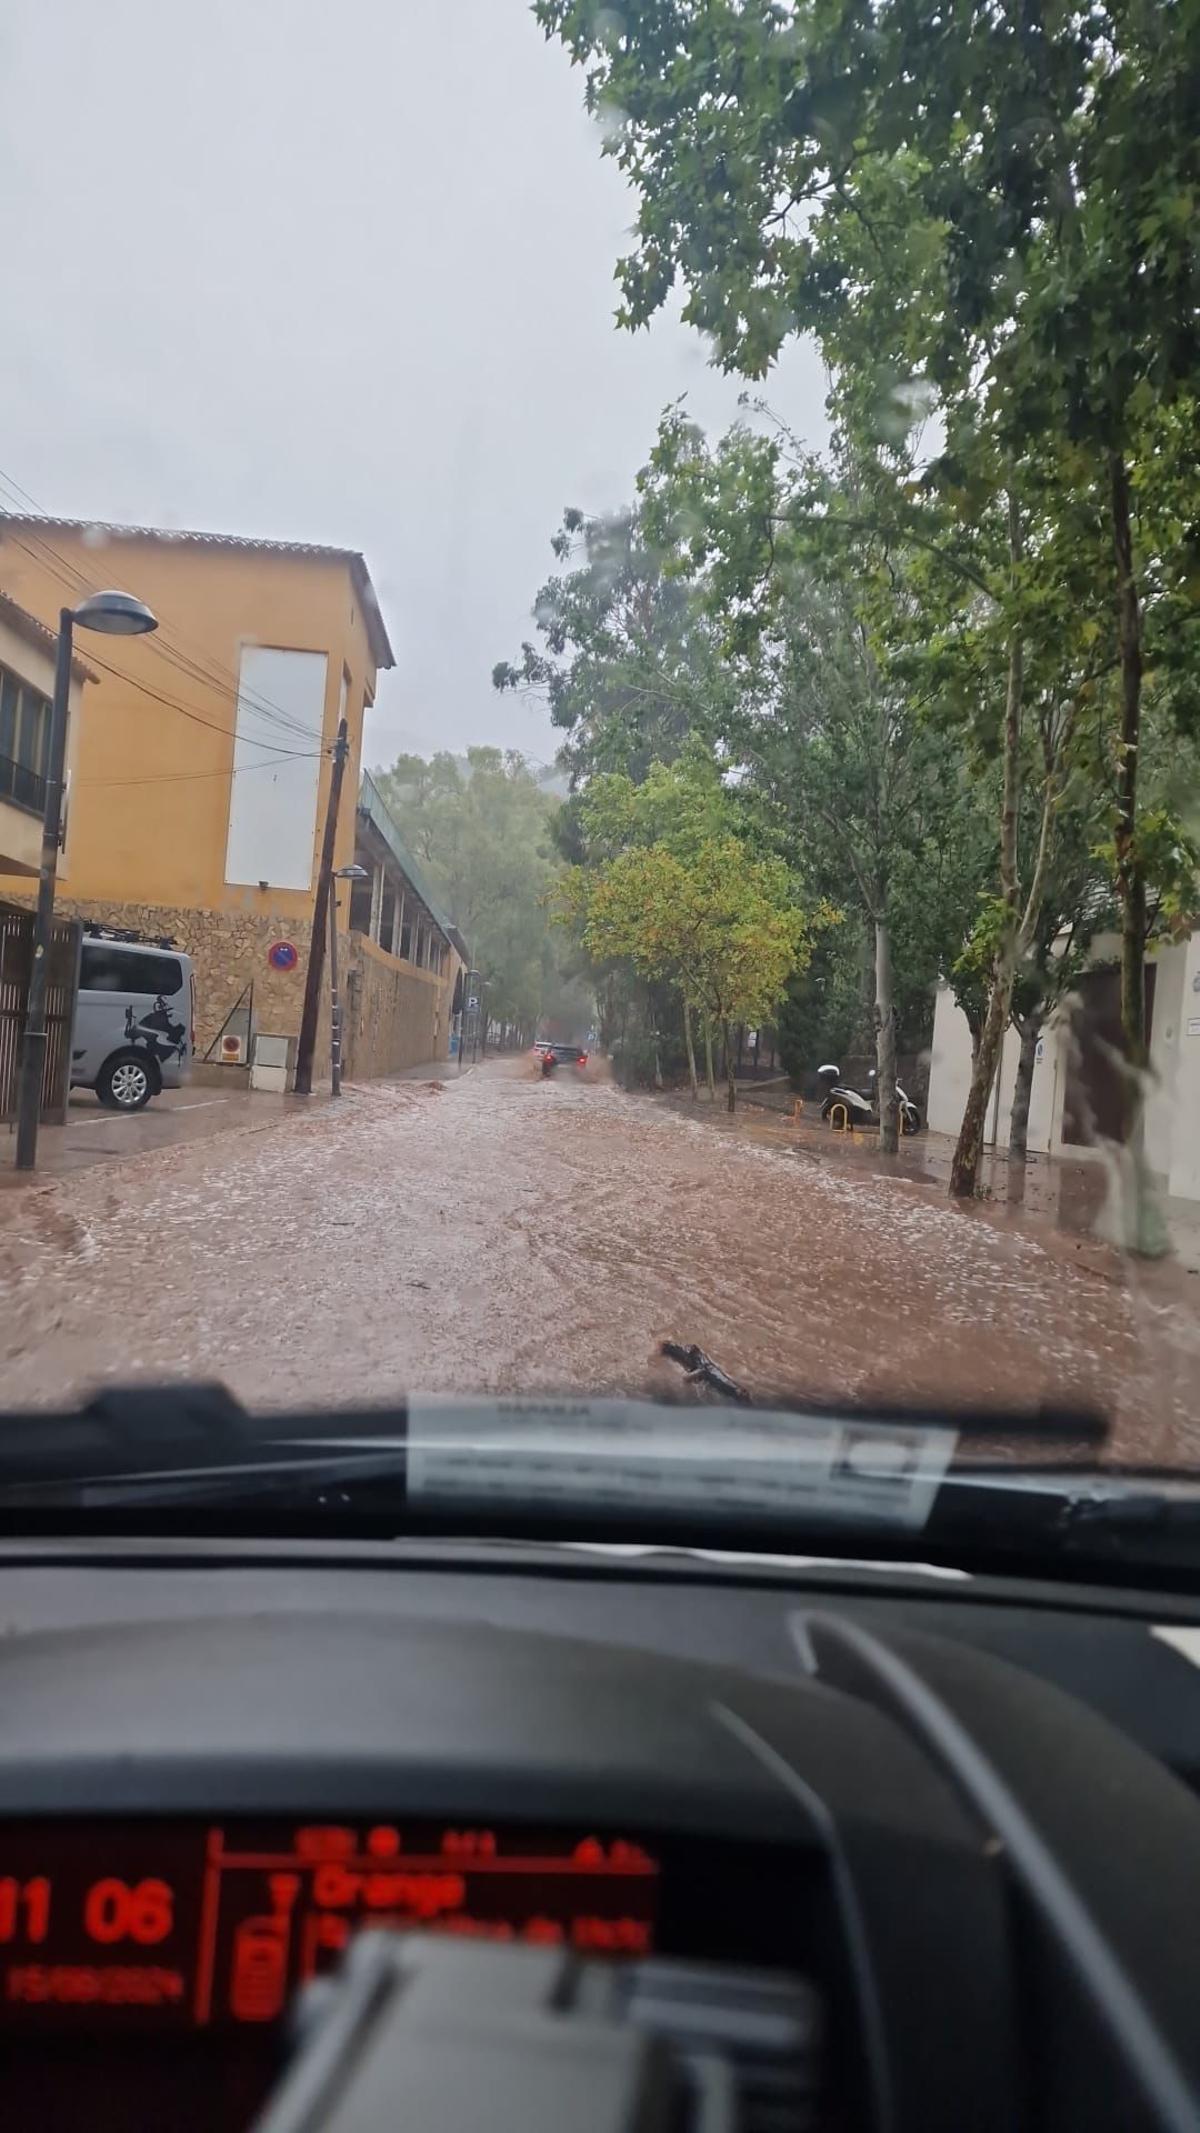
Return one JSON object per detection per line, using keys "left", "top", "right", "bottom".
{"left": 1, "top": 1057, "right": 1197, "bottom": 1462}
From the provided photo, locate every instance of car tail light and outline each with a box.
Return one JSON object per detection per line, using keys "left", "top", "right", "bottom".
{"left": 579, "top": 1053, "right": 588, "bottom": 1065}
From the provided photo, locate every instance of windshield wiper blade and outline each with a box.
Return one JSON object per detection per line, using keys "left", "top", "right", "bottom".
{"left": 0, "top": 1386, "right": 1141, "bottom": 1576}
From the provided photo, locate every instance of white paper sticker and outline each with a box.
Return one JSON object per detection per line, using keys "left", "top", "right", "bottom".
{"left": 1151, "top": 1625, "right": 1200, "bottom": 1668}
{"left": 1187, "top": 1018, "right": 1200, "bottom": 1038}
{"left": 405, "top": 1398, "right": 957, "bottom": 1532}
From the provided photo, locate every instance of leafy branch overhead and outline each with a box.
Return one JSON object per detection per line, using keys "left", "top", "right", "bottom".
{"left": 534, "top": 0, "right": 1200, "bottom": 1238}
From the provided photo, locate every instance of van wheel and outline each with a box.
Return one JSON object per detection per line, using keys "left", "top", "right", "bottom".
{"left": 97, "top": 1053, "right": 154, "bottom": 1111}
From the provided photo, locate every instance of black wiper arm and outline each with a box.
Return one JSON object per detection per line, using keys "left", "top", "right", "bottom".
{"left": 1058, "top": 1484, "right": 1200, "bottom": 1575}
{"left": 0, "top": 1383, "right": 413, "bottom": 1514}
{"left": 0, "top": 1381, "right": 256, "bottom": 1486}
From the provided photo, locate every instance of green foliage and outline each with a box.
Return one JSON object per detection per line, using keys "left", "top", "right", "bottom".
{"left": 493, "top": 497, "right": 733, "bottom": 781}
{"left": 555, "top": 742, "right": 818, "bottom": 1070}
{"left": 777, "top": 923, "right": 871, "bottom": 1086}
{"left": 577, "top": 832, "right": 813, "bottom": 1033}
{"left": 374, "top": 746, "right": 588, "bottom": 1034}
{"left": 537, "top": 0, "right": 1200, "bottom": 1165}
{"left": 535, "top": 0, "right": 1199, "bottom": 424}
{"left": 635, "top": 409, "right": 994, "bottom": 1056}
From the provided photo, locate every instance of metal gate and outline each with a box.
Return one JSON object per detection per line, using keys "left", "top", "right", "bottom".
{"left": 0, "top": 903, "right": 82, "bottom": 1125}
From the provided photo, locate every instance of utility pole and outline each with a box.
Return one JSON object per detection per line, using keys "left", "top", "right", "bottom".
{"left": 328, "top": 862, "right": 367, "bottom": 1098}
{"left": 295, "top": 718, "right": 349, "bottom": 1096}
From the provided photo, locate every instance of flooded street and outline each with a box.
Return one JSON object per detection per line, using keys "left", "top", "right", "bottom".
{"left": 2, "top": 1057, "right": 1197, "bottom": 1464}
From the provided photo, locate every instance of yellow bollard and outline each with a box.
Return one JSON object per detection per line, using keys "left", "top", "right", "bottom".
{"left": 830, "top": 1101, "right": 851, "bottom": 1134}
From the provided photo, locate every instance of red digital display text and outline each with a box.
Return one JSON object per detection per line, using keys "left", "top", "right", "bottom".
{"left": 0, "top": 1822, "right": 659, "bottom": 2031}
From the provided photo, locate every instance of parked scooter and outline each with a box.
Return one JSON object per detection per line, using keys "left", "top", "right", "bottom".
{"left": 817, "top": 1064, "right": 922, "bottom": 1135}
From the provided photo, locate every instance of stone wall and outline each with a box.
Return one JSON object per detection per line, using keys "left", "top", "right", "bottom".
{"left": 8, "top": 894, "right": 455, "bottom": 1086}
{"left": 29, "top": 895, "right": 325, "bottom": 1061}
{"left": 343, "top": 931, "right": 455, "bottom": 1079}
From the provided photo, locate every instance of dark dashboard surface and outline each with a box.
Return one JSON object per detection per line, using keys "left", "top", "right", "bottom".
{"left": 0, "top": 1539, "right": 1198, "bottom": 1786}
{"left": 3, "top": 1536, "right": 1200, "bottom": 2132}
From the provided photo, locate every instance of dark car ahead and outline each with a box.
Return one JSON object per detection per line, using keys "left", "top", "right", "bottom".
{"left": 534, "top": 1041, "right": 590, "bottom": 1070}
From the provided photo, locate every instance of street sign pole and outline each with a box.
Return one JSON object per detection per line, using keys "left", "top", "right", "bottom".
{"left": 458, "top": 970, "right": 481, "bottom": 1073}
{"left": 328, "top": 888, "right": 343, "bottom": 1098}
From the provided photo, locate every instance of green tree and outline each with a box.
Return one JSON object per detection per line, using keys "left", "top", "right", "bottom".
{"left": 573, "top": 743, "right": 747, "bottom": 1093}
{"left": 374, "top": 747, "right": 584, "bottom": 1040}
{"left": 638, "top": 411, "right": 983, "bottom": 1151}
{"left": 493, "top": 498, "right": 734, "bottom": 781}
{"left": 577, "top": 834, "right": 813, "bottom": 1110}
{"left": 536, "top": 0, "right": 1200, "bottom": 1238}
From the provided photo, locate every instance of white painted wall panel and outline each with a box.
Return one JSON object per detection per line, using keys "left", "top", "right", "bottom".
{"left": 1169, "top": 934, "right": 1200, "bottom": 1201}
{"left": 224, "top": 647, "right": 328, "bottom": 890}
{"left": 927, "top": 982, "right": 1058, "bottom": 1153}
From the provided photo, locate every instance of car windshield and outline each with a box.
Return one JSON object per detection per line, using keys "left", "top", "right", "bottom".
{"left": 1, "top": 0, "right": 1198, "bottom": 1565}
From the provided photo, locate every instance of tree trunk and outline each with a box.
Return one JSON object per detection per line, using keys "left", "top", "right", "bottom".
{"left": 950, "top": 970, "right": 1013, "bottom": 1196}
{"left": 1111, "top": 447, "right": 1146, "bottom": 1097}
{"left": 682, "top": 998, "right": 699, "bottom": 1100}
{"left": 858, "top": 929, "right": 875, "bottom": 1051}
{"left": 874, "top": 916, "right": 899, "bottom": 1156}
{"left": 723, "top": 1021, "right": 737, "bottom": 1112}
{"left": 1109, "top": 448, "right": 1166, "bottom": 1256}
{"left": 703, "top": 1020, "right": 716, "bottom": 1099}
{"left": 950, "top": 490, "right": 1023, "bottom": 1200}
{"left": 1006, "top": 1014, "right": 1041, "bottom": 1205}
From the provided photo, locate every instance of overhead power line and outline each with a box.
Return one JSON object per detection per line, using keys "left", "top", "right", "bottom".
{"left": 82, "top": 645, "right": 329, "bottom": 756}
{"left": 79, "top": 749, "right": 326, "bottom": 790}
{"left": 0, "top": 469, "right": 326, "bottom": 744}
{"left": 0, "top": 485, "right": 319, "bottom": 740}
{"left": 0, "top": 520, "right": 322, "bottom": 753}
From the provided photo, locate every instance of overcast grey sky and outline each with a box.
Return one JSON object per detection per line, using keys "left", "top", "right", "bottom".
{"left": 0, "top": 0, "right": 826, "bottom": 770}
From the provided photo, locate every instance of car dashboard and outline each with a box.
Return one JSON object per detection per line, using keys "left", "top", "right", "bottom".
{"left": 2, "top": 1537, "right": 1200, "bottom": 2131}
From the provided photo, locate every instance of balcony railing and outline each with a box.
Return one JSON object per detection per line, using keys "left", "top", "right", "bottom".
{"left": 0, "top": 754, "right": 46, "bottom": 816}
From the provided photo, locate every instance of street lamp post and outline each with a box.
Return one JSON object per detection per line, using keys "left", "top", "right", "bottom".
{"left": 329, "top": 864, "right": 367, "bottom": 1098}
{"left": 14, "top": 591, "right": 158, "bottom": 1170}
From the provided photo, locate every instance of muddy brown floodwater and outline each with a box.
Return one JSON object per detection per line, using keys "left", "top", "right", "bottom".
{"left": 1, "top": 1056, "right": 1197, "bottom": 1464}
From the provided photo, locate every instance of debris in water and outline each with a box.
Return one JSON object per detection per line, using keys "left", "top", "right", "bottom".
{"left": 660, "top": 1341, "right": 750, "bottom": 1405}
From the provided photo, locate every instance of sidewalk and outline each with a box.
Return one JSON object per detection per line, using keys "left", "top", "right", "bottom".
{"left": 386, "top": 1054, "right": 478, "bottom": 1084}
{"left": 675, "top": 1084, "right": 1200, "bottom": 1276}
{"left": 1, "top": 1084, "right": 329, "bottom": 1187}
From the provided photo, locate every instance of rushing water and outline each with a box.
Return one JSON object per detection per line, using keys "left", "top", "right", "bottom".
{"left": 1, "top": 1058, "right": 1196, "bottom": 1463}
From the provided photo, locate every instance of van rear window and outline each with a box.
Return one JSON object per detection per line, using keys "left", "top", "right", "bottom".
{"left": 80, "top": 946, "right": 184, "bottom": 997}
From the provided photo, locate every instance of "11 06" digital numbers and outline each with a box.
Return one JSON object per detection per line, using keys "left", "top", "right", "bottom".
{"left": 0, "top": 1877, "right": 174, "bottom": 1947}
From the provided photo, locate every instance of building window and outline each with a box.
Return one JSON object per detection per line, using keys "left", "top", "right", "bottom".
{"left": 0, "top": 664, "right": 52, "bottom": 813}
{"left": 348, "top": 874, "right": 373, "bottom": 932}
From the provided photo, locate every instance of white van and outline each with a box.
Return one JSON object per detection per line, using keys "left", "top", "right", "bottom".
{"left": 71, "top": 933, "right": 196, "bottom": 1110}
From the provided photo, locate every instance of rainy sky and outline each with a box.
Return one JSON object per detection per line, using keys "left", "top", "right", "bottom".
{"left": 0, "top": 0, "right": 825, "bottom": 771}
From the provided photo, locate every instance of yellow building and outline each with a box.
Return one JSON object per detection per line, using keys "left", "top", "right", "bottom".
{"left": 0, "top": 589, "right": 92, "bottom": 879}
{"left": 0, "top": 516, "right": 458, "bottom": 1080}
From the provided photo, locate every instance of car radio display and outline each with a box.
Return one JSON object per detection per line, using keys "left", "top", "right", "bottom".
{"left": 0, "top": 1822, "right": 660, "bottom": 2029}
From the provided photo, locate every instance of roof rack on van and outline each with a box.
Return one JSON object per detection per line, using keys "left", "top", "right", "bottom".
{"left": 82, "top": 924, "right": 181, "bottom": 951}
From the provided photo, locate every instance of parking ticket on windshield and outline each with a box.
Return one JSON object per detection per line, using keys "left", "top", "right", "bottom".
{"left": 406, "top": 1399, "right": 958, "bottom": 1531}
